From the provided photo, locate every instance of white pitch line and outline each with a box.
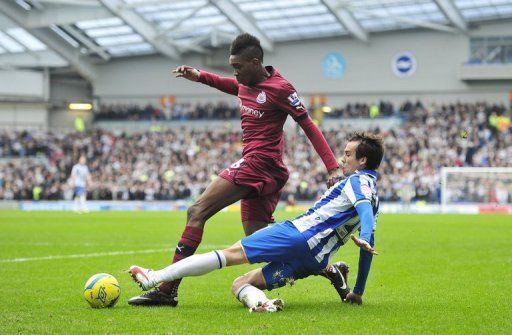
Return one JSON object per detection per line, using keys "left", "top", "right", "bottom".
{"left": 0, "top": 244, "right": 229, "bottom": 263}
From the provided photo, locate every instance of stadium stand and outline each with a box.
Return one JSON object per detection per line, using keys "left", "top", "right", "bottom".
{"left": 1, "top": 101, "right": 510, "bottom": 203}
{"left": 94, "top": 100, "right": 398, "bottom": 121}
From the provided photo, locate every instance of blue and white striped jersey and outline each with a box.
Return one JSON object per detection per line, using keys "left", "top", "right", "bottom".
{"left": 290, "top": 169, "right": 379, "bottom": 269}
{"left": 71, "top": 164, "right": 89, "bottom": 188}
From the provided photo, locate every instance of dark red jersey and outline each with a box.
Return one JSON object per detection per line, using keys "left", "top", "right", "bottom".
{"left": 199, "top": 66, "right": 338, "bottom": 171}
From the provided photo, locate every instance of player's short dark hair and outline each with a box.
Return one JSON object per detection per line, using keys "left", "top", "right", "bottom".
{"left": 347, "top": 132, "right": 384, "bottom": 170}
{"left": 230, "top": 33, "right": 264, "bottom": 61}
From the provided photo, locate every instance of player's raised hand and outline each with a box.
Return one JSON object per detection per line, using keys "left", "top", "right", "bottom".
{"left": 172, "top": 65, "right": 200, "bottom": 82}
{"left": 326, "top": 167, "right": 343, "bottom": 188}
{"left": 344, "top": 291, "right": 363, "bottom": 305}
{"left": 350, "top": 234, "right": 378, "bottom": 255}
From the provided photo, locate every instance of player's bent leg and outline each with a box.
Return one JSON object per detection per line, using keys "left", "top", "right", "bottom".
{"left": 240, "top": 190, "right": 282, "bottom": 236}
{"left": 187, "top": 177, "right": 253, "bottom": 228}
{"left": 148, "top": 178, "right": 253, "bottom": 306}
{"left": 232, "top": 268, "right": 267, "bottom": 294}
{"left": 232, "top": 269, "right": 284, "bottom": 313}
{"left": 128, "top": 243, "right": 249, "bottom": 306}
{"left": 169, "top": 178, "right": 252, "bottom": 264}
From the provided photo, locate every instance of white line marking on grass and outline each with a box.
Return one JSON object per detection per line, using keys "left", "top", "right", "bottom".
{"left": 0, "top": 244, "right": 229, "bottom": 263}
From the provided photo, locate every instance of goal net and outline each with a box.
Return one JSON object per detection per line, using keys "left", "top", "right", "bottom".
{"left": 440, "top": 167, "right": 512, "bottom": 212}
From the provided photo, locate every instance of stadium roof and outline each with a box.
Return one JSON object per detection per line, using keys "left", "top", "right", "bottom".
{"left": 1, "top": 0, "right": 512, "bottom": 77}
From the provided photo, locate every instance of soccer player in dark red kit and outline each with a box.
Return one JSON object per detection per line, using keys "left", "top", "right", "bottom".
{"left": 128, "top": 33, "right": 344, "bottom": 306}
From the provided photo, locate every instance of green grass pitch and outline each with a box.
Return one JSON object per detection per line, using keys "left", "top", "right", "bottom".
{"left": 0, "top": 211, "right": 511, "bottom": 334}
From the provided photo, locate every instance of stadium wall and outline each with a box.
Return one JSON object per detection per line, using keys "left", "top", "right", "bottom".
{"left": 48, "top": 77, "right": 94, "bottom": 130}
{"left": 0, "top": 102, "right": 47, "bottom": 130}
{"left": 0, "top": 69, "right": 49, "bottom": 129}
{"left": 92, "top": 21, "right": 512, "bottom": 106}
{"left": 0, "top": 69, "right": 46, "bottom": 100}
{"left": 50, "top": 76, "right": 92, "bottom": 103}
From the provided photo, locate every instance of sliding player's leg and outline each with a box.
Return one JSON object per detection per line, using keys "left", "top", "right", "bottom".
{"left": 232, "top": 220, "right": 322, "bottom": 313}
{"left": 128, "top": 177, "right": 252, "bottom": 306}
{"left": 129, "top": 241, "right": 249, "bottom": 291}
{"left": 232, "top": 268, "right": 283, "bottom": 313}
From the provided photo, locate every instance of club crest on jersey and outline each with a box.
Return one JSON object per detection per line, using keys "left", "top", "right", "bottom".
{"left": 287, "top": 92, "right": 304, "bottom": 110}
{"left": 256, "top": 91, "right": 266, "bottom": 104}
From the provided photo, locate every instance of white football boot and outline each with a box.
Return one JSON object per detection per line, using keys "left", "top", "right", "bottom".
{"left": 128, "top": 265, "right": 157, "bottom": 291}
{"left": 249, "top": 299, "right": 284, "bottom": 313}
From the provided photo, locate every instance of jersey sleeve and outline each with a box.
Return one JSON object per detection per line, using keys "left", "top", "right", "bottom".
{"left": 298, "top": 116, "right": 339, "bottom": 172}
{"left": 274, "top": 83, "right": 308, "bottom": 122}
{"left": 353, "top": 233, "right": 374, "bottom": 296}
{"left": 198, "top": 70, "right": 239, "bottom": 96}
{"left": 343, "top": 175, "right": 375, "bottom": 242}
{"left": 342, "top": 175, "right": 373, "bottom": 207}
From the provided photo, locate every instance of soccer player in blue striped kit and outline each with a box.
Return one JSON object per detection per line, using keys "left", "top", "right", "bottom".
{"left": 129, "top": 132, "right": 383, "bottom": 311}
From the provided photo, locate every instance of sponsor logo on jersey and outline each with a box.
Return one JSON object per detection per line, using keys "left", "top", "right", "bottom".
{"left": 240, "top": 105, "right": 265, "bottom": 118}
{"left": 287, "top": 92, "right": 304, "bottom": 110}
{"left": 256, "top": 91, "right": 266, "bottom": 104}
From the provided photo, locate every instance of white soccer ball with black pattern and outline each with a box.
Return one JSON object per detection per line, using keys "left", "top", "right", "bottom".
{"left": 83, "top": 273, "right": 120, "bottom": 308}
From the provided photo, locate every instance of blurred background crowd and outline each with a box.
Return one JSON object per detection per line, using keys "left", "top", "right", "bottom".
{"left": 94, "top": 99, "right": 403, "bottom": 121}
{"left": 1, "top": 101, "right": 511, "bottom": 203}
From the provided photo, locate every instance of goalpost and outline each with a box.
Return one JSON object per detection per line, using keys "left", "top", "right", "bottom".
{"left": 440, "top": 167, "right": 512, "bottom": 213}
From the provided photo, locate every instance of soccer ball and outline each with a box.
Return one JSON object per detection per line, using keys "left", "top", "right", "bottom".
{"left": 83, "top": 273, "right": 120, "bottom": 308}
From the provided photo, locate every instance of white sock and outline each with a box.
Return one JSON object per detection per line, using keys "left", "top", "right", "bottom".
{"left": 80, "top": 194, "right": 87, "bottom": 211}
{"left": 74, "top": 197, "right": 80, "bottom": 211}
{"left": 151, "top": 250, "right": 226, "bottom": 284}
{"left": 235, "top": 284, "right": 269, "bottom": 309}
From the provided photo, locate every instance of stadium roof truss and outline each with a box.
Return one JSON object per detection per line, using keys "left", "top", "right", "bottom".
{"left": 1, "top": 0, "right": 512, "bottom": 78}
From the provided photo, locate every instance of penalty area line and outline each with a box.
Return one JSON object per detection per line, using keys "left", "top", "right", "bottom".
{"left": 0, "top": 244, "right": 229, "bottom": 263}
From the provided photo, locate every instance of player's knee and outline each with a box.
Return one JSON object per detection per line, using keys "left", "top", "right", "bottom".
{"left": 186, "top": 203, "right": 206, "bottom": 227}
{"left": 231, "top": 275, "right": 249, "bottom": 296}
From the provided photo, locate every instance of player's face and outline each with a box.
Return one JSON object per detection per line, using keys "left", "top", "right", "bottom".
{"left": 79, "top": 156, "right": 86, "bottom": 165}
{"left": 229, "top": 55, "right": 259, "bottom": 86}
{"left": 341, "top": 141, "right": 367, "bottom": 175}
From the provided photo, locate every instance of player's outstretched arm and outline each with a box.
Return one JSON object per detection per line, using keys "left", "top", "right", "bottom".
{"left": 172, "top": 65, "right": 200, "bottom": 81}
{"left": 345, "top": 233, "right": 375, "bottom": 305}
{"left": 297, "top": 116, "right": 340, "bottom": 187}
{"left": 173, "top": 65, "right": 239, "bottom": 96}
{"left": 273, "top": 84, "right": 339, "bottom": 181}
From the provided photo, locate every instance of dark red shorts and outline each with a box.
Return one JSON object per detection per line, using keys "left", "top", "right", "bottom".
{"left": 219, "top": 155, "right": 289, "bottom": 223}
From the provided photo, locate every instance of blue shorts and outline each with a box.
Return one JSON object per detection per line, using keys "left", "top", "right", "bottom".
{"left": 241, "top": 221, "right": 323, "bottom": 291}
{"left": 74, "top": 186, "right": 86, "bottom": 196}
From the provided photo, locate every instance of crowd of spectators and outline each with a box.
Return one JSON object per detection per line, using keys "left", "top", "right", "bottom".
{"left": 94, "top": 100, "right": 400, "bottom": 121}
{"left": 95, "top": 101, "right": 239, "bottom": 121}
{"left": 1, "top": 101, "right": 511, "bottom": 203}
